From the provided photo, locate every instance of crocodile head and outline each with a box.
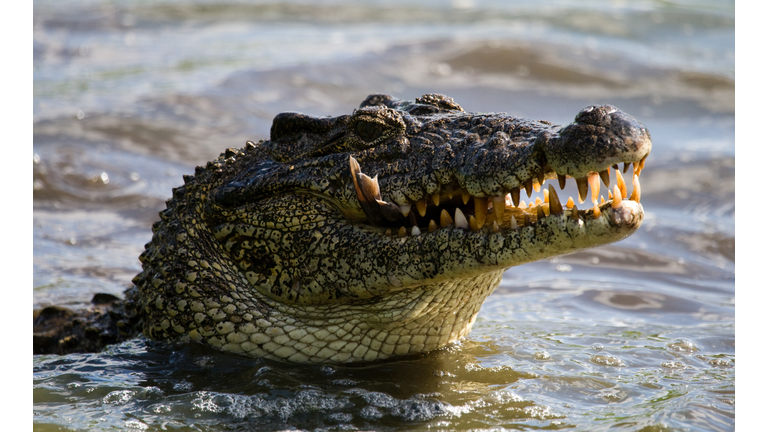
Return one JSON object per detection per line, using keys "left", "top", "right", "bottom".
{"left": 134, "top": 94, "right": 651, "bottom": 363}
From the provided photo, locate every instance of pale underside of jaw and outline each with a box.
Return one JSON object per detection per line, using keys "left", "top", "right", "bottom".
{"left": 349, "top": 155, "right": 646, "bottom": 237}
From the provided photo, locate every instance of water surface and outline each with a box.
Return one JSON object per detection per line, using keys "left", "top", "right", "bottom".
{"left": 33, "top": 1, "right": 734, "bottom": 430}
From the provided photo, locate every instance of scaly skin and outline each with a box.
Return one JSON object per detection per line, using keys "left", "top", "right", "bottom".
{"left": 127, "top": 94, "right": 651, "bottom": 363}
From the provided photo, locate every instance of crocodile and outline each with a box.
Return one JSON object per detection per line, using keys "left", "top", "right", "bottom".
{"left": 33, "top": 93, "right": 651, "bottom": 363}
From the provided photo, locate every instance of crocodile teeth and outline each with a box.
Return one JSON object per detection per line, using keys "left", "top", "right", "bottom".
{"left": 599, "top": 169, "right": 610, "bottom": 187}
{"left": 571, "top": 204, "right": 580, "bottom": 221}
{"left": 536, "top": 205, "right": 546, "bottom": 220}
{"left": 535, "top": 197, "right": 543, "bottom": 206}
{"left": 576, "top": 176, "right": 589, "bottom": 204}
{"left": 385, "top": 229, "right": 392, "bottom": 236}
{"left": 505, "top": 193, "right": 514, "bottom": 207}
{"left": 537, "top": 170, "right": 545, "bottom": 187}
{"left": 509, "top": 214, "right": 518, "bottom": 229}
{"left": 492, "top": 196, "right": 505, "bottom": 222}
{"left": 512, "top": 187, "right": 520, "bottom": 207}
{"left": 411, "top": 226, "right": 421, "bottom": 236}
{"left": 558, "top": 174, "right": 567, "bottom": 190}
{"left": 524, "top": 213, "right": 533, "bottom": 226}
{"left": 548, "top": 185, "right": 563, "bottom": 215}
{"left": 398, "top": 226, "right": 407, "bottom": 237}
{"left": 454, "top": 208, "right": 469, "bottom": 229}
{"left": 519, "top": 199, "right": 526, "bottom": 208}
{"left": 566, "top": 196, "right": 574, "bottom": 209}
{"left": 592, "top": 202, "right": 601, "bottom": 219}
{"left": 588, "top": 172, "right": 600, "bottom": 204}
{"left": 524, "top": 178, "right": 533, "bottom": 197}
{"left": 440, "top": 209, "right": 453, "bottom": 227}
{"left": 469, "top": 215, "right": 479, "bottom": 231}
{"left": 630, "top": 174, "right": 641, "bottom": 202}
{"left": 399, "top": 203, "right": 411, "bottom": 217}
{"left": 428, "top": 219, "right": 437, "bottom": 233}
{"left": 416, "top": 199, "right": 427, "bottom": 217}
{"left": 492, "top": 220, "right": 500, "bottom": 233}
{"left": 432, "top": 192, "right": 441, "bottom": 206}
{"left": 615, "top": 168, "right": 627, "bottom": 199}
{"left": 474, "top": 197, "right": 487, "bottom": 229}
{"left": 623, "top": 162, "right": 631, "bottom": 173}
{"left": 461, "top": 190, "right": 470, "bottom": 205}
{"left": 533, "top": 178, "right": 541, "bottom": 192}
{"left": 543, "top": 187, "right": 549, "bottom": 203}
{"left": 611, "top": 185, "right": 622, "bottom": 209}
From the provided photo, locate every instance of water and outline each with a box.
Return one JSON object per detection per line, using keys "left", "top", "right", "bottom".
{"left": 33, "top": 0, "right": 734, "bottom": 430}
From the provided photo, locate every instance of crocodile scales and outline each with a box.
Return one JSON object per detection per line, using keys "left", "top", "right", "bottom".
{"left": 34, "top": 94, "right": 651, "bottom": 362}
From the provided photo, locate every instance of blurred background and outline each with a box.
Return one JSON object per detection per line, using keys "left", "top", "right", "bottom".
{"left": 33, "top": 1, "right": 734, "bottom": 431}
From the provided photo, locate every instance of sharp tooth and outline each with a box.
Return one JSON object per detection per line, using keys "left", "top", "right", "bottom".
{"left": 512, "top": 187, "right": 520, "bottom": 207}
{"left": 524, "top": 178, "right": 533, "bottom": 197}
{"left": 571, "top": 204, "right": 580, "bottom": 221}
{"left": 399, "top": 203, "right": 411, "bottom": 217}
{"left": 505, "top": 193, "right": 513, "bottom": 206}
{"left": 469, "top": 215, "right": 479, "bottom": 231}
{"left": 576, "top": 177, "right": 588, "bottom": 203}
{"left": 600, "top": 195, "right": 605, "bottom": 204}
{"left": 510, "top": 215, "right": 518, "bottom": 229}
{"left": 537, "top": 170, "right": 545, "bottom": 187}
{"left": 492, "top": 196, "right": 505, "bottom": 222}
{"left": 592, "top": 202, "right": 601, "bottom": 219}
{"left": 474, "top": 197, "right": 487, "bottom": 228}
{"left": 608, "top": 190, "right": 613, "bottom": 200}
{"left": 566, "top": 196, "right": 574, "bottom": 209}
{"left": 548, "top": 185, "right": 563, "bottom": 215}
{"left": 623, "top": 162, "right": 630, "bottom": 173}
{"left": 558, "top": 174, "right": 567, "bottom": 190}
{"left": 639, "top": 155, "right": 647, "bottom": 173}
{"left": 615, "top": 168, "right": 627, "bottom": 199}
{"left": 612, "top": 164, "right": 619, "bottom": 170}
{"left": 599, "top": 169, "right": 610, "bottom": 187}
{"left": 519, "top": 199, "right": 526, "bottom": 208}
{"left": 398, "top": 226, "right": 407, "bottom": 237}
{"left": 588, "top": 172, "right": 600, "bottom": 204}
{"left": 533, "top": 178, "right": 541, "bottom": 192}
{"left": 528, "top": 201, "right": 534, "bottom": 208}
{"left": 432, "top": 192, "right": 440, "bottom": 206}
{"left": 385, "top": 229, "right": 392, "bottom": 236}
{"left": 535, "top": 197, "right": 543, "bottom": 206}
{"left": 536, "top": 205, "right": 546, "bottom": 220}
{"left": 461, "top": 190, "right": 470, "bottom": 205}
{"left": 428, "top": 219, "right": 437, "bottom": 232}
{"left": 611, "top": 185, "right": 622, "bottom": 209}
{"left": 440, "top": 209, "right": 453, "bottom": 227}
{"left": 416, "top": 199, "right": 427, "bottom": 217}
{"left": 411, "top": 226, "right": 421, "bottom": 236}
{"left": 524, "top": 214, "right": 533, "bottom": 226}
{"left": 492, "top": 220, "right": 500, "bottom": 233}
{"left": 630, "top": 174, "right": 641, "bottom": 202}
{"left": 446, "top": 185, "right": 454, "bottom": 199}
{"left": 543, "top": 187, "right": 549, "bottom": 203}
{"left": 454, "top": 208, "right": 469, "bottom": 229}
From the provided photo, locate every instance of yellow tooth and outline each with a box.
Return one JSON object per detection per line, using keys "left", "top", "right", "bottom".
{"left": 461, "top": 190, "right": 470, "bottom": 205}
{"left": 398, "top": 226, "right": 407, "bottom": 237}
{"left": 543, "top": 203, "right": 550, "bottom": 216}
{"left": 474, "top": 197, "right": 487, "bottom": 228}
{"left": 524, "top": 178, "right": 533, "bottom": 197}
{"left": 576, "top": 176, "right": 588, "bottom": 204}
{"left": 492, "top": 196, "right": 505, "bottom": 222}
{"left": 588, "top": 172, "right": 600, "bottom": 204}
{"left": 454, "top": 208, "right": 469, "bottom": 229}
{"left": 558, "top": 174, "right": 567, "bottom": 190}
{"left": 548, "top": 185, "right": 563, "bottom": 215}
{"left": 599, "top": 169, "right": 610, "bottom": 187}
{"left": 492, "top": 220, "right": 500, "bottom": 233}
{"left": 623, "top": 162, "right": 630, "bottom": 173}
{"left": 432, "top": 192, "right": 440, "bottom": 206}
{"left": 428, "top": 219, "right": 437, "bottom": 233}
{"left": 528, "top": 201, "right": 534, "bottom": 208}
{"left": 608, "top": 190, "right": 613, "bottom": 200}
{"left": 536, "top": 205, "right": 546, "bottom": 220}
{"left": 416, "top": 199, "right": 427, "bottom": 217}
{"left": 611, "top": 185, "right": 622, "bottom": 209}
{"left": 533, "top": 178, "right": 541, "bottom": 192}
{"left": 524, "top": 214, "right": 533, "bottom": 226}
{"left": 566, "top": 196, "right": 574, "bottom": 209}
{"left": 519, "top": 199, "right": 526, "bottom": 208}
{"left": 630, "top": 174, "right": 641, "bottom": 202}
{"left": 440, "top": 209, "right": 453, "bottom": 227}
{"left": 615, "top": 169, "right": 627, "bottom": 199}
{"left": 399, "top": 204, "right": 411, "bottom": 217}
{"left": 639, "top": 155, "right": 647, "bottom": 173}
{"left": 535, "top": 196, "right": 543, "bottom": 206}
{"left": 385, "top": 229, "right": 392, "bottom": 236}
{"left": 537, "top": 170, "right": 545, "bottom": 187}
{"left": 411, "top": 226, "right": 421, "bottom": 236}
{"left": 592, "top": 202, "right": 601, "bottom": 219}
{"left": 509, "top": 215, "right": 518, "bottom": 229}
{"left": 571, "top": 204, "right": 579, "bottom": 221}
{"left": 543, "top": 187, "right": 550, "bottom": 203}
{"left": 512, "top": 187, "right": 520, "bottom": 207}
{"left": 469, "top": 215, "right": 479, "bottom": 231}
{"left": 600, "top": 195, "right": 605, "bottom": 204}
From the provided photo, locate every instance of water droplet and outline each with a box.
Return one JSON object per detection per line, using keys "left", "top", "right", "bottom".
{"left": 76, "top": 110, "right": 85, "bottom": 120}
{"left": 100, "top": 172, "right": 109, "bottom": 184}
{"left": 33, "top": 154, "right": 41, "bottom": 164}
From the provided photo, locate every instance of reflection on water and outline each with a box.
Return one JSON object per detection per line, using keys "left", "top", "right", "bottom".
{"left": 34, "top": 0, "right": 734, "bottom": 430}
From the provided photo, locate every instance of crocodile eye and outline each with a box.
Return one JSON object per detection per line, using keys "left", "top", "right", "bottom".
{"left": 354, "top": 120, "right": 385, "bottom": 142}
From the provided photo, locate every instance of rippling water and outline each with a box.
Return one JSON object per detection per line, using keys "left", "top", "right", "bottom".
{"left": 33, "top": 1, "right": 734, "bottom": 430}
